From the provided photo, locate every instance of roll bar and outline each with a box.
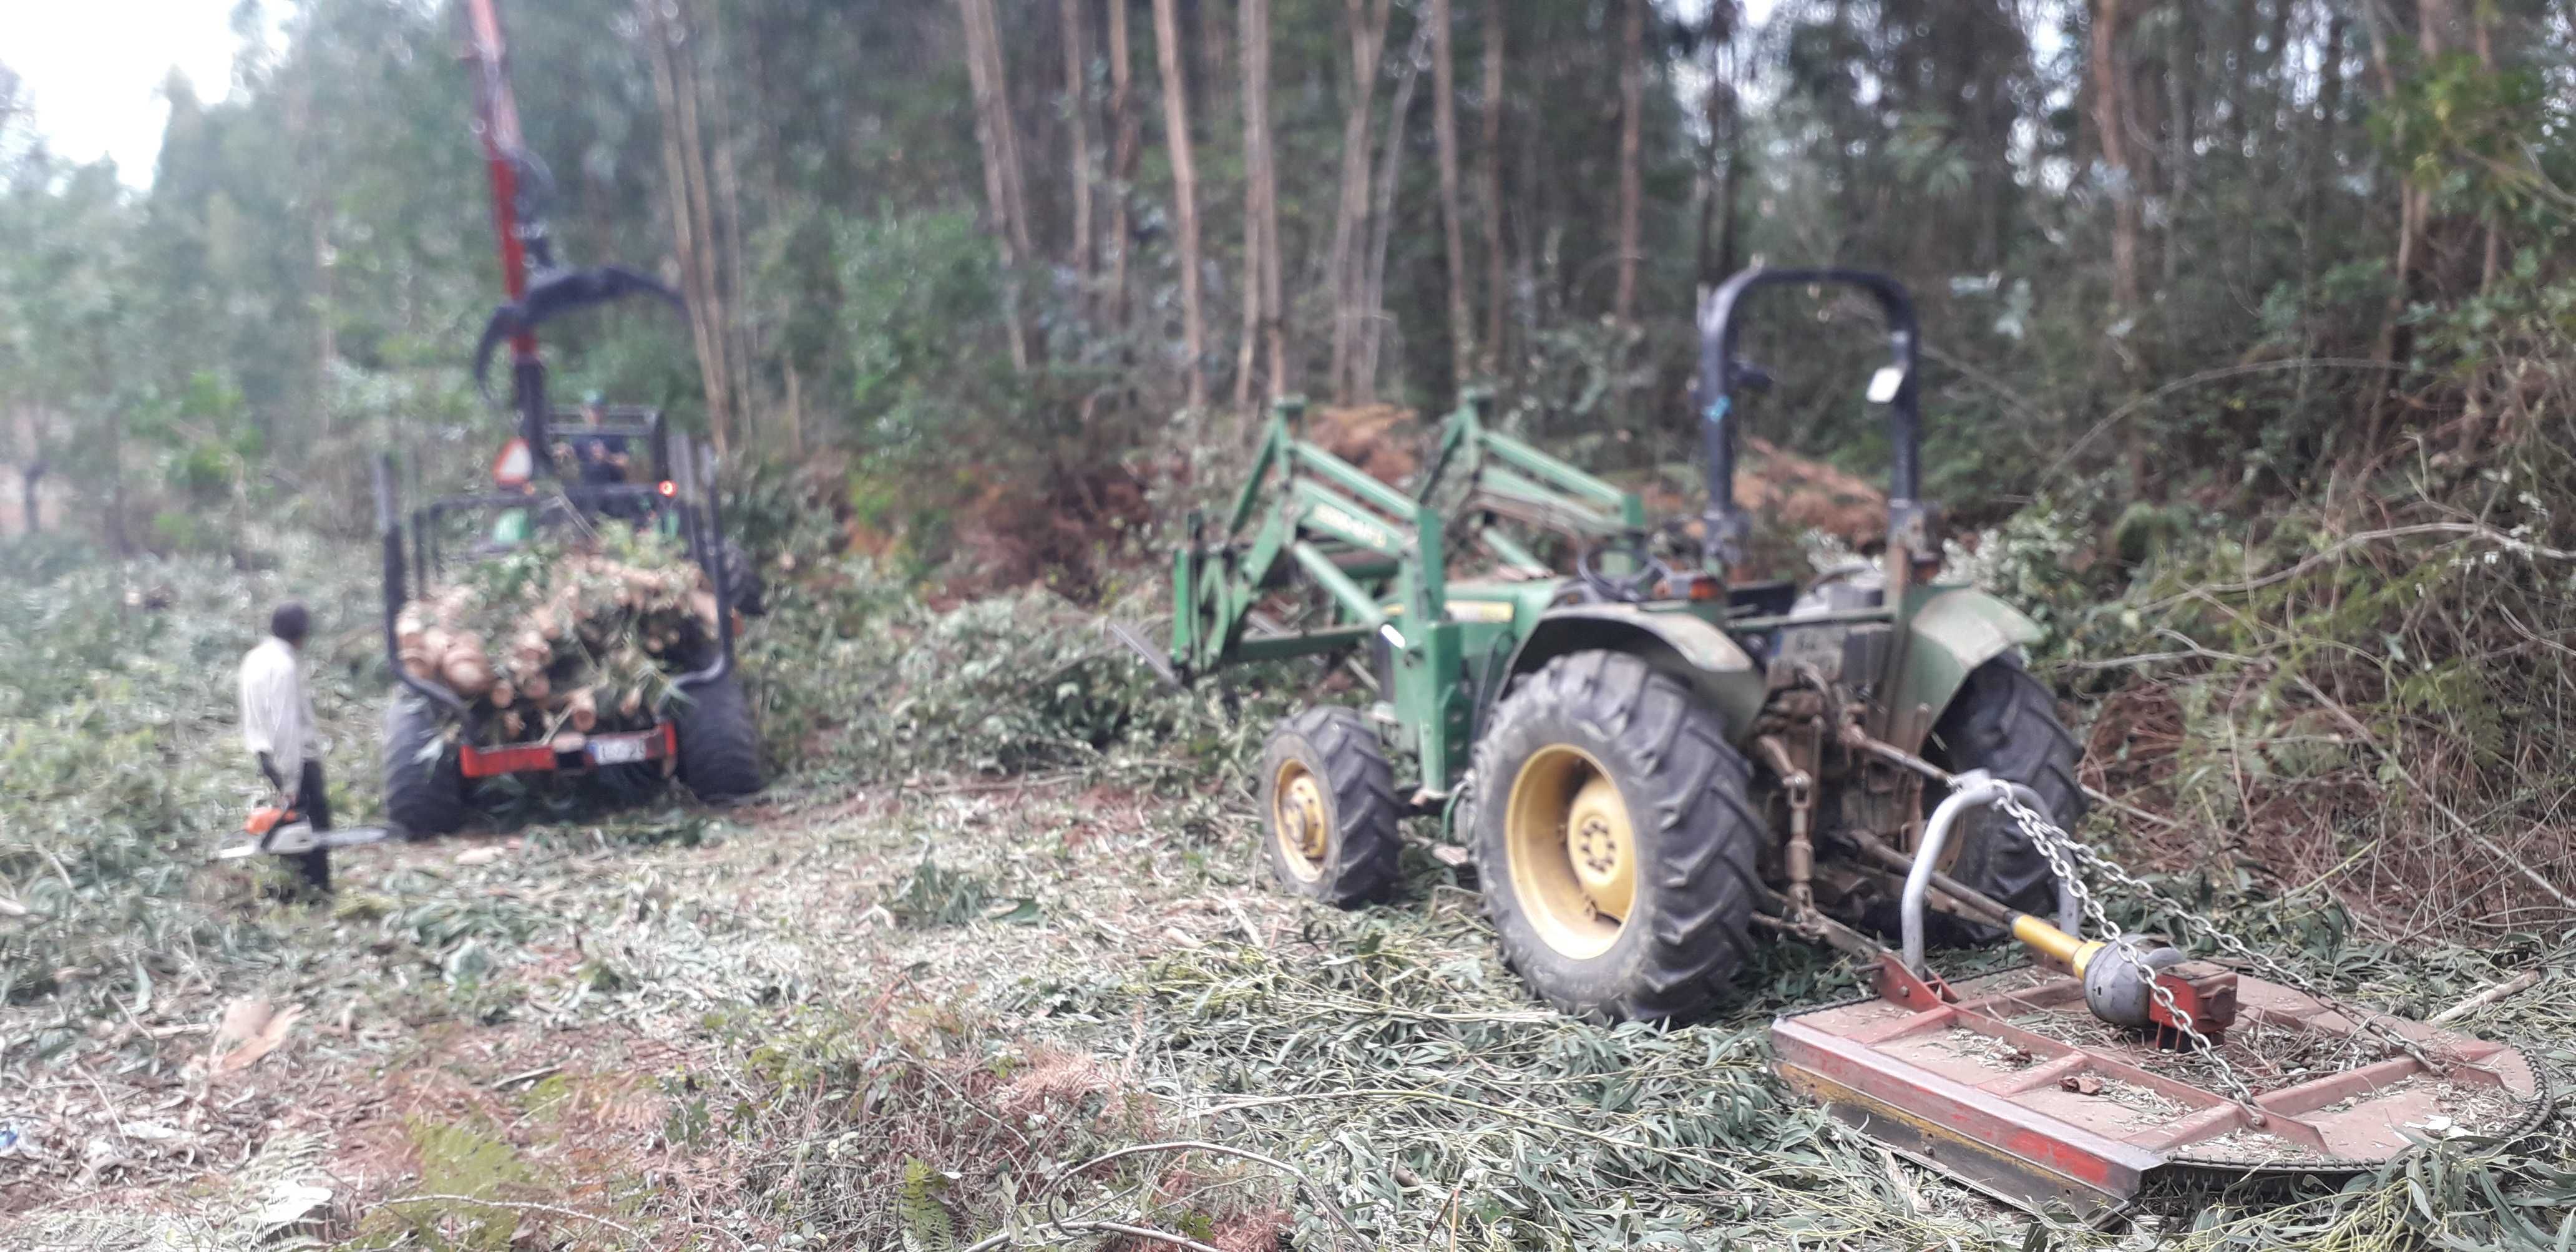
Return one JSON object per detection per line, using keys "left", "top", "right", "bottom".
{"left": 1695, "top": 267, "right": 1926, "bottom": 568}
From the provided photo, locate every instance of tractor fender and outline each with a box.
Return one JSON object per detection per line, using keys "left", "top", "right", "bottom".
{"left": 1498, "top": 605, "right": 1766, "bottom": 741}
{"left": 1887, "top": 587, "right": 2046, "bottom": 748}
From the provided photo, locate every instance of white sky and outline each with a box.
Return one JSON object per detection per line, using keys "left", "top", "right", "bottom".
{"left": 2, "top": 1, "right": 253, "bottom": 183}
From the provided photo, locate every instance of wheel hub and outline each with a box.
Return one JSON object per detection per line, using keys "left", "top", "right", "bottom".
{"left": 1272, "top": 762, "right": 1330, "bottom": 881}
{"left": 1504, "top": 745, "right": 1636, "bottom": 959}
{"left": 1565, "top": 776, "right": 1633, "bottom": 918}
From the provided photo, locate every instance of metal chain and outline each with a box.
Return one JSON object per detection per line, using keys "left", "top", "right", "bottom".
{"left": 1996, "top": 792, "right": 2446, "bottom": 1078}
{"left": 1997, "top": 797, "right": 2265, "bottom": 1112}
{"left": 1999, "top": 798, "right": 2442, "bottom": 1072}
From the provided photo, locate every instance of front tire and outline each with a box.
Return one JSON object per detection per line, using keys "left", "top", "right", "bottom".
{"left": 1257, "top": 706, "right": 1403, "bottom": 906}
{"left": 383, "top": 693, "right": 467, "bottom": 836}
{"left": 1919, "top": 657, "right": 2086, "bottom": 939}
{"left": 1470, "top": 651, "right": 1762, "bottom": 1023}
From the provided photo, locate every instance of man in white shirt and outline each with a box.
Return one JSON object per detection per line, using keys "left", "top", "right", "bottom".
{"left": 240, "top": 602, "right": 331, "bottom": 894}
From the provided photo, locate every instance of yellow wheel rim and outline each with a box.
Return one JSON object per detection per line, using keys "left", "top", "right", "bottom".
{"left": 1504, "top": 745, "right": 1636, "bottom": 959}
{"left": 1272, "top": 760, "right": 1331, "bottom": 881}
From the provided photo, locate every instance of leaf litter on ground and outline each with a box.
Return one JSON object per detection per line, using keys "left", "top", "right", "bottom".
{"left": 4, "top": 530, "right": 2575, "bottom": 1251}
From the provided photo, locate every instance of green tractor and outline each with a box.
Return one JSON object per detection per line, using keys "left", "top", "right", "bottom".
{"left": 1142, "top": 268, "right": 2085, "bottom": 1022}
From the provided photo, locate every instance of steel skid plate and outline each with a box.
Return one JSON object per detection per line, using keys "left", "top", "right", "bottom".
{"left": 1773, "top": 965, "right": 2550, "bottom": 1217}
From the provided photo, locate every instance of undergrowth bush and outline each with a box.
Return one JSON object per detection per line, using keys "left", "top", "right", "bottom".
{"left": 0, "top": 532, "right": 378, "bottom": 1017}
{"left": 1951, "top": 429, "right": 2576, "bottom": 939}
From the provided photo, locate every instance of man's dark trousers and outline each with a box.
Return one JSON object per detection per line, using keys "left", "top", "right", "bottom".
{"left": 258, "top": 753, "right": 333, "bottom": 893}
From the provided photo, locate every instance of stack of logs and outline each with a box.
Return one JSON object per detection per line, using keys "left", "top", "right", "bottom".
{"left": 397, "top": 549, "right": 726, "bottom": 744}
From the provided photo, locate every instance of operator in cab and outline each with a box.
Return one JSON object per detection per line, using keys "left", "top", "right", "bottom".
{"left": 238, "top": 602, "right": 332, "bottom": 895}
{"left": 572, "top": 391, "right": 631, "bottom": 487}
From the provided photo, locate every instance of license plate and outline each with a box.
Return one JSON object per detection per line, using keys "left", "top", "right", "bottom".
{"left": 588, "top": 736, "right": 650, "bottom": 765}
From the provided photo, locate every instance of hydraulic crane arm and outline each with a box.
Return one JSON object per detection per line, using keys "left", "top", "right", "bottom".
{"left": 458, "top": 0, "right": 686, "bottom": 471}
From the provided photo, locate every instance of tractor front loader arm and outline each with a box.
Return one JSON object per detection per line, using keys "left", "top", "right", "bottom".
{"left": 1172, "top": 399, "right": 1447, "bottom": 682}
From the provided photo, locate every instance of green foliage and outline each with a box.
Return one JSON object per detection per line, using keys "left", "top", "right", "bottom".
{"left": 895, "top": 1158, "right": 957, "bottom": 1252}
{"left": 0, "top": 537, "right": 376, "bottom": 1009}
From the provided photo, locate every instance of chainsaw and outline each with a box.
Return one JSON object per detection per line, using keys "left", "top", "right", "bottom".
{"left": 213, "top": 795, "right": 398, "bottom": 861}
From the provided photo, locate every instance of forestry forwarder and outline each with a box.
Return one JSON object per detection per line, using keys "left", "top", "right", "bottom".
{"left": 1131, "top": 268, "right": 2549, "bottom": 1214}
{"left": 371, "top": 0, "right": 761, "bottom": 836}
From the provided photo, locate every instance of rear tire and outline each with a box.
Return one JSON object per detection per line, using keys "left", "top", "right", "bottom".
{"left": 1470, "top": 651, "right": 1762, "bottom": 1024}
{"left": 675, "top": 671, "right": 763, "bottom": 801}
{"left": 1919, "top": 657, "right": 2087, "bottom": 940}
{"left": 1258, "top": 707, "right": 1403, "bottom": 906}
{"left": 383, "top": 693, "right": 467, "bottom": 836}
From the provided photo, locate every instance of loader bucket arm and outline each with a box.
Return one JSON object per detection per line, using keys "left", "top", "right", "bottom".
{"left": 1174, "top": 400, "right": 1442, "bottom": 681}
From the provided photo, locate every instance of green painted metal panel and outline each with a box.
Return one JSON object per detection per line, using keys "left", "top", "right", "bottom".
{"left": 1888, "top": 585, "right": 2046, "bottom": 741}
{"left": 1477, "top": 526, "right": 1548, "bottom": 573}
{"left": 1290, "top": 439, "right": 1419, "bottom": 519}
{"left": 1291, "top": 541, "right": 1390, "bottom": 627}
{"left": 1477, "top": 465, "right": 1625, "bottom": 534}
{"left": 1505, "top": 605, "right": 1769, "bottom": 741}
{"left": 1222, "top": 415, "right": 1286, "bottom": 537}
{"left": 1480, "top": 428, "right": 1631, "bottom": 507}
{"left": 1291, "top": 479, "right": 1409, "bottom": 554}
{"left": 1237, "top": 625, "right": 1374, "bottom": 662}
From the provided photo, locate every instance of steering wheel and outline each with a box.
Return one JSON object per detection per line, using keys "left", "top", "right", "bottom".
{"left": 1574, "top": 534, "right": 1674, "bottom": 604}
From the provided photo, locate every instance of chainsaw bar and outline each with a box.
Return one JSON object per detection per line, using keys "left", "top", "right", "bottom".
{"left": 213, "top": 823, "right": 401, "bottom": 861}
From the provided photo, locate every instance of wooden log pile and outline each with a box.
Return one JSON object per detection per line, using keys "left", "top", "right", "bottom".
{"left": 397, "top": 534, "right": 731, "bottom": 745}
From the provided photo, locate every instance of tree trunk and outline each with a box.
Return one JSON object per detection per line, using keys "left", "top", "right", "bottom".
{"left": 1358, "top": 20, "right": 1430, "bottom": 403}
{"left": 1198, "top": 0, "right": 1229, "bottom": 105}
{"left": 1236, "top": 0, "right": 1280, "bottom": 411}
{"left": 643, "top": 0, "right": 739, "bottom": 449}
{"left": 1431, "top": 0, "right": 1472, "bottom": 391}
{"left": 1479, "top": 0, "right": 1506, "bottom": 375}
{"left": 2091, "top": 0, "right": 2140, "bottom": 314}
{"left": 783, "top": 357, "right": 805, "bottom": 460}
{"left": 1255, "top": 0, "right": 1285, "bottom": 399}
{"left": 1153, "top": 0, "right": 1208, "bottom": 408}
{"left": 672, "top": 0, "right": 737, "bottom": 450}
{"left": 2304, "top": 13, "right": 2345, "bottom": 231}
{"left": 1108, "top": 0, "right": 1141, "bottom": 330}
{"left": 1710, "top": 111, "right": 1742, "bottom": 286}
{"left": 1061, "top": 0, "right": 1098, "bottom": 300}
{"left": 2164, "top": 1, "right": 2198, "bottom": 290}
{"left": 705, "top": 7, "right": 758, "bottom": 447}
{"left": 958, "top": 0, "right": 1033, "bottom": 370}
{"left": 1611, "top": 0, "right": 1644, "bottom": 328}
{"left": 1326, "top": 0, "right": 1395, "bottom": 403}
{"left": 2354, "top": 0, "right": 2417, "bottom": 444}
{"left": 2473, "top": 4, "right": 2500, "bottom": 295}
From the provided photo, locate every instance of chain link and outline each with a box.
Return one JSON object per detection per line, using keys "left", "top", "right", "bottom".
{"left": 1995, "top": 793, "right": 2447, "bottom": 1079}
{"left": 1996, "top": 796, "right": 2264, "bottom": 1112}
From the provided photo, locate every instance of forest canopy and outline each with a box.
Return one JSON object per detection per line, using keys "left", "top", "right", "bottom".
{"left": 0, "top": 0, "right": 2569, "bottom": 567}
